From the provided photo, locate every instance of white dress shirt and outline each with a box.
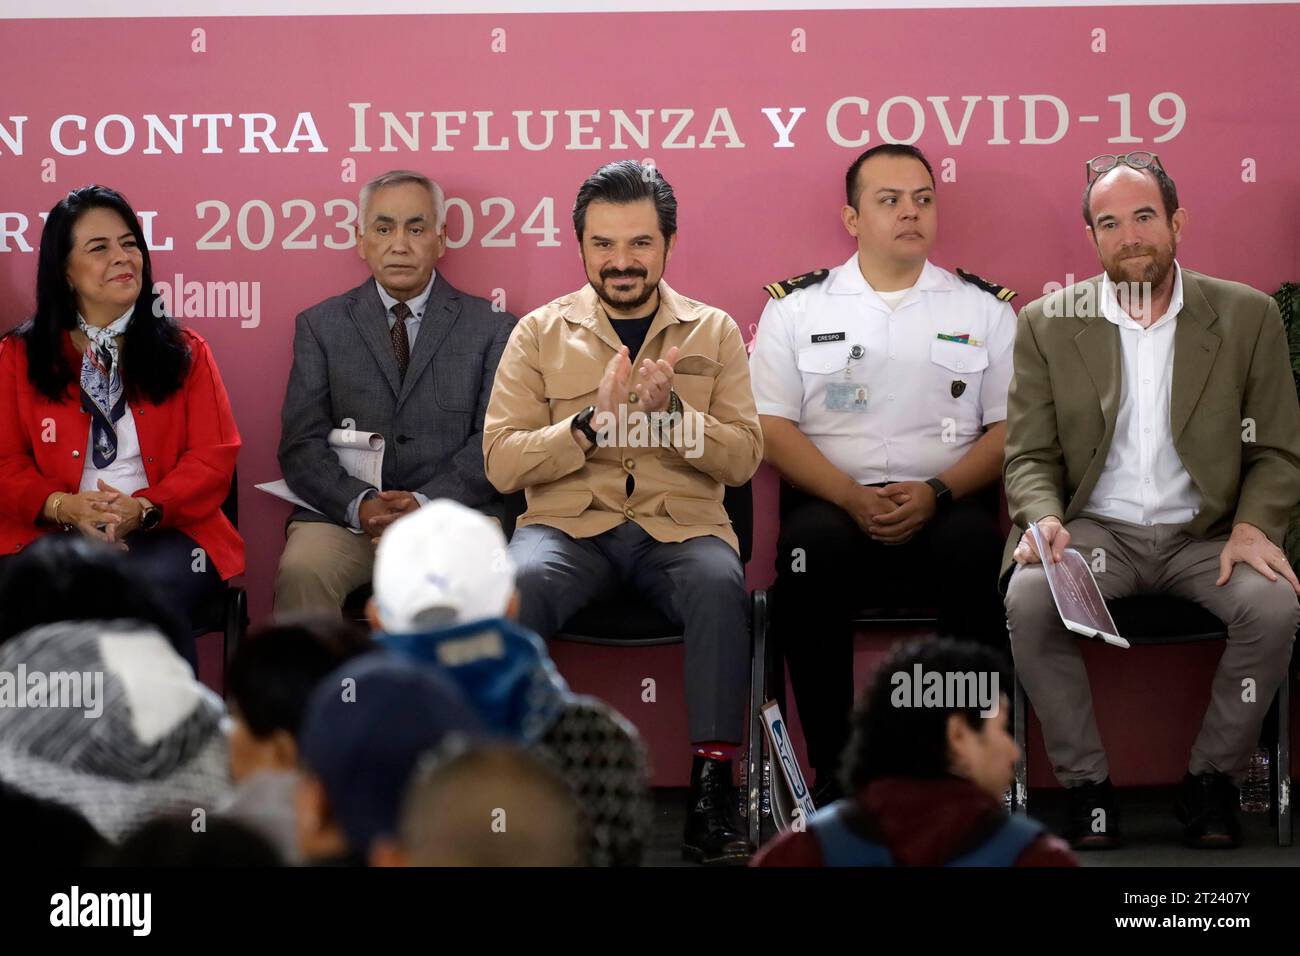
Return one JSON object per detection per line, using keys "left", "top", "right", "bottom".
{"left": 1081, "top": 261, "right": 1202, "bottom": 526}
{"left": 346, "top": 272, "right": 438, "bottom": 529}
{"left": 374, "top": 271, "right": 436, "bottom": 347}
{"left": 79, "top": 309, "right": 149, "bottom": 496}
{"left": 749, "top": 254, "right": 1016, "bottom": 485}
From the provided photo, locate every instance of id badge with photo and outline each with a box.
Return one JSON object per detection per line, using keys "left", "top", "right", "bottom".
{"left": 826, "top": 381, "right": 870, "bottom": 412}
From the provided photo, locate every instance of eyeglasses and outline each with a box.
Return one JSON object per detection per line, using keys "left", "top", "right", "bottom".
{"left": 1085, "top": 151, "right": 1163, "bottom": 183}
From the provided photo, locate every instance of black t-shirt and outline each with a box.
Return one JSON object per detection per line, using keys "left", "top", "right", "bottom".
{"left": 609, "top": 308, "right": 656, "bottom": 360}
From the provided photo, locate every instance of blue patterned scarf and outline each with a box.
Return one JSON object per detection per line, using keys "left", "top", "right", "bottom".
{"left": 77, "top": 311, "right": 132, "bottom": 468}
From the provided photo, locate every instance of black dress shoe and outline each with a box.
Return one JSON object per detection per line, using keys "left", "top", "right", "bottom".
{"left": 682, "top": 756, "right": 754, "bottom": 865}
{"left": 1176, "top": 771, "right": 1242, "bottom": 849}
{"left": 1064, "top": 778, "right": 1122, "bottom": 850}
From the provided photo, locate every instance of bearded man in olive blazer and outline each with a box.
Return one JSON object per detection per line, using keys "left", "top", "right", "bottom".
{"left": 1002, "top": 154, "right": 1300, "bottom": 851}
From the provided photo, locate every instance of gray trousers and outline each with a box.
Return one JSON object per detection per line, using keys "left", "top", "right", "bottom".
{"left": 1006, "top": 515, "right": 1299, "bottom": 786}
{"left": 509, "top": 521, "right": 750, "bottom": 745}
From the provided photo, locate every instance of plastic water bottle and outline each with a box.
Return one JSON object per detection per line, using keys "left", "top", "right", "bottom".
{"left": 1239, "top": 748, "right": 1271, "bottom": 813}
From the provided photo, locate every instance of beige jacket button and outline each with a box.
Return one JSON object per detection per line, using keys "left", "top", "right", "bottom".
{"left": 627, "top": 392, "right": 638, "bottom": 404}
{"left": 624, "top": 458, "right": 635, "bottom": 470}
{"left": 624, "top": 507, "right": 635, "bottom": 519}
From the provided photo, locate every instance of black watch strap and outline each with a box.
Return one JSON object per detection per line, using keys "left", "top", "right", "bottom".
{"left": 926, "top": 477, "right": 952, "bottom": 506}
{"left": 572, "top": 405, "right": 599, "bottom": 444}
{"left": 139, "top": 502, "right": 164, "bottom": 530}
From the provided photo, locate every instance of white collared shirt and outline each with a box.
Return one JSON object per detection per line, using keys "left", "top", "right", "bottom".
{"left": 749, "top": 254, "right": 1016, "bottom": 484}
{"left": 374, "top": 271, "right": 436, "bottom": 348}
{"left": 79, "top": 308, "right": 149, "bottom": 496}
{"left": 1082, "top": 262, "right": 1202, "bottom": 526}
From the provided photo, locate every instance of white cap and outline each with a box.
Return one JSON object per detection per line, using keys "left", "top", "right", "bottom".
{"left": 372, "top": 499, "right": 516, "bottom": 633}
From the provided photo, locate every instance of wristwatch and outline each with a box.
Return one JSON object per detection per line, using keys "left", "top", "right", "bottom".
{"left": 666, "top": 389, "right": 683, "bottom": 418}
{"left": 138, "top": 500, "right": 164, "bottom": 531}
{"left": 572, "top": 405, "right": 599, "bottom": 445}
{"left": 925, "top": 477, "right": 952, "bottom": 508}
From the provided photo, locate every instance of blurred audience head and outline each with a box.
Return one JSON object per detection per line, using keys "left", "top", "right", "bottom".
{"left": 843, "top": 637, "right": 1015, "bottom": 801}
{"left": 374, "top": 741, "right": 588, "bottom": 867}
{"left": 0, "top": 620, "right": 230, "bottom": 844}
{"left": 0, "top": 534, "right": 188, "bottom": 658}
{"left": 226, "top": 615, "right": 373, "bottom": 783}
{"left": 109, "top": 815, "right": 282, "bottom": 866}
{"left": 367, "top": 499, "right": 518, "bottom": 634}
{"left": 0, "top": 779, "right": 108, "bottom": 865}
{"left": 295, "top": 652, "right": 483, "bottom": 865}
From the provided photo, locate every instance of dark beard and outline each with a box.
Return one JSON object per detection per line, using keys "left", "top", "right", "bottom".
{"left": 590, "top": 274, "right": 657, "bottom": 313}
{"left": 1104, "top": 242, "right": 1175, "bottom": 291}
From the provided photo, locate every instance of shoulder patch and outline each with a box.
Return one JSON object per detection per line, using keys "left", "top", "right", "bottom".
{"left": 763, "top": 268, "right": 830, "bottom": 300}
{"left": 956, "top": 268, "right": 1017, "bottom": 303}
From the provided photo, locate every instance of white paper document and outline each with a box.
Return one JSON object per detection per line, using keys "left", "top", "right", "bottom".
{"left": 1027, "top": 521, "right": 1129, "bottom": 649}
{"left": 256, "top": 428, "right": 386, "bottom": 525}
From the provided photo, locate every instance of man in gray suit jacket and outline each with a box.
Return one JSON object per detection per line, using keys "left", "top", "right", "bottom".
{"left": 275, "top": 170, "right": 515, "bottom": 614}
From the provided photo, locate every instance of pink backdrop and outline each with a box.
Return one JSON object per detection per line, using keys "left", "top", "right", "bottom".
{"left": 0, "top": 6, "right": 1296, "bottom": 784}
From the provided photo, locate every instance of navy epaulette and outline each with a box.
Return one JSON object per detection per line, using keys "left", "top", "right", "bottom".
{"left": 956, "top": 268, "right": 1017, "bottom": 302}
{"left": 763, "top": 268, "right": 830, "bottom": 300}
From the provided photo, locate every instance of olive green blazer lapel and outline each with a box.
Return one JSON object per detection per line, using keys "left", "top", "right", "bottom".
{"left": 1070, "top": 277, "right": 1120, "bottom": 513}
{"left": 1170, "top": 272, "right": 1222, "bottom": 442}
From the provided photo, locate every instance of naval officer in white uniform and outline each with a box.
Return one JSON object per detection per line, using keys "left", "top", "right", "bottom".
{"left": 749, "top": 143, "right": 1017, "bottom": 801}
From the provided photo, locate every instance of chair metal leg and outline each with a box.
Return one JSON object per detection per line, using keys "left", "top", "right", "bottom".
{"left": 747, "top": 590, "right": 769, "bottom": 848}
{"left": 1013, "top": 673, "right": 1028, "bottom": 814}
{"left": 223, "top": 587, "right": 247, "bottom": 698}
{"left": 1277, "top": 676, "right": 1291, "bottom": 847}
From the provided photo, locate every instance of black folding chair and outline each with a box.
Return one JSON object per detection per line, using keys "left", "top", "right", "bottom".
{"left": 754, "top": 585, "right": 940, "bottom": 845}
{"left": 1012, "top": 594, "right": 1292, "bottom": 846}
{"left": 190, "top": 467, "right": 248, "bottom": 696}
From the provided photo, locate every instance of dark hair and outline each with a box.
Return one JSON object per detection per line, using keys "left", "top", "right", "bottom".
{"left": 108, "top": 816, "right": 283, "bottom": 866}
{"left": 0, "top": 780, "right": 108, "bottom": 866}
{"left": 227, "top": 616, "right": 374, "bottom": 740}
{"left": 842, "top": 637, "right": 1010, "bottom": 792}
{"left": 845, "top": 143, "right": 936, "bottom": 209}
{"left": 0, "top": 535, "right": 188, "bottom": 659}
{"left": 572, "top": 160, "right": 677, "bottom": 242}
{"left": 9, "top": 185, "right": 190, "bottom": 404}
{"left": 1082, "top": 163, "right": 1180, "bottom": 228}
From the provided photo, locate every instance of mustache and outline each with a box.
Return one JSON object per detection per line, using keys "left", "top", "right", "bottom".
{"left": 600, "top": 268, "right": 648, "bottom": 280}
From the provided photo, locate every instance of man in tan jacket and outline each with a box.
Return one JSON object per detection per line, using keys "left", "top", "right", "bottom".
{"left": 1004, "top": 153, "right": 1300, "bottom": 851}
{"left": 484, "top": 161, "right": 762, "bottom": 865}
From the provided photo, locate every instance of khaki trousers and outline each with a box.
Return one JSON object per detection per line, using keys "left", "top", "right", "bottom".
{"left": 1005, "top": 515, "right": 1299, "bottom": 785}
{"left": 273, "top": 520, "right": 375, "bottom": 616}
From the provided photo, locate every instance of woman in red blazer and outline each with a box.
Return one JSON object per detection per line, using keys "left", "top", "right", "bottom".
{"left": 0, "top": 185, "right": 242, "bottom": 664}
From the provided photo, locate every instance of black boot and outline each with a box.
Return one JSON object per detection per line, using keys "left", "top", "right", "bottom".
{"left": 1176, "top": 771, "right": 1242, "bottom": 848}
{"left": 1064, "top": 777, "right": 1122, "bottom": 850}
{"left": 682, "top": 756, "right": 754, "bottom": 865}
